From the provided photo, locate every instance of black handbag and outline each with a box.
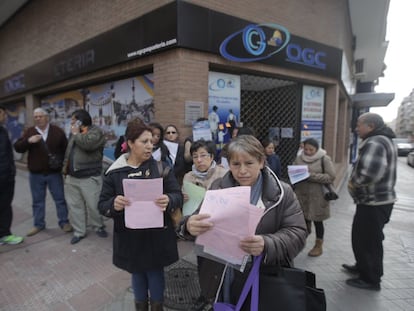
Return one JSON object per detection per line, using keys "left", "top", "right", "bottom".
{"left": 321, "top": 156, "right": 338, "bottom": 201}
{"left": 41, "top": 139, "right": 63, "bottom": 170}
{"left": 227, "top": 255, "right": 326, "bottom": 311}
{"left": 321, "top": 184, "right": 339, "bottom": 201}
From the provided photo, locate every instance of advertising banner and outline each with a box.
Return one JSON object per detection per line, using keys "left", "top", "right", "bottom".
{"left": 301, "top": 85, "right": 325, "bottom": 145}
{"left": 41, "top": 73, "right": 154, "bottom": 161}
{"left": 208, "top": 72, "right": 240, "bottom": 150}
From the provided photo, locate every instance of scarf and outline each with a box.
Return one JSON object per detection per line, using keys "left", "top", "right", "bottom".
{"left": 300, "top": 148, "right": 326, "bottom": 163}
{"left": 191, "top": 161, "right": 217, "bottom": 179}
{"left": 250, "top": 172, "right": 263, "bottom": 205}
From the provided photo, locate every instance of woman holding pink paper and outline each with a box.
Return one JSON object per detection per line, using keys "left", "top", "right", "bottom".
{"left": 98, "top": 121, "right": 183, "bottom": 311}
{"left": 178, "top": 135, "right": 307, "bottom": 310}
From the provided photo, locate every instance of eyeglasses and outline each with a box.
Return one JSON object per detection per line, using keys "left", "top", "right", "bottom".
{"left": 166, "top": 131, "right": 177, "bottom": 134}
{"left": 192, "top": 153, "right": 210, "bottom": 160}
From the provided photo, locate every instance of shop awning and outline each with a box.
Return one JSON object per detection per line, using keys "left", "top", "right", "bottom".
{"left": 350, "top": 92, "right": 395, "bottom": 108}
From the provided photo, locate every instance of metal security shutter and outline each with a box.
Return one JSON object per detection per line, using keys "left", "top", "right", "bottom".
{"left": 240, "top": 74, "right": 301, "bottom": 179}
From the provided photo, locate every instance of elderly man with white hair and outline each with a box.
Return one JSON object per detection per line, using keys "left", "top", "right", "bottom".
{"left": 14, "top": 107, "right": 72, "bottom": 236}
{"left": 343, "top": 112, "right": 397, "bottom": 291}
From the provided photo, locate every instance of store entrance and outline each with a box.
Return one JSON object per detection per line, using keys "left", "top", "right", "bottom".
{"left": 240, "top": 74, "right": 301, "bottom": 179}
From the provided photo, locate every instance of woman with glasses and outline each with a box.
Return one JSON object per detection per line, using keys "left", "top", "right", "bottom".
{"left": 149, "top": 122, "right": 173, "bottom": 168}
{"left": 182, "top": 139, "right": 228, "bottom": 311}
{"left": 164, "top": 124, "right": 191, "bottom": 186}
{"left": 182, "top": 139, "right": 228, "bottom": 204}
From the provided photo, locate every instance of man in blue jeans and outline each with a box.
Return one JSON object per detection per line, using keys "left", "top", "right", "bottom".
{"left": 14, "top": 107, "right": 72, "bottom": 236}
{"left": 0, "top": 105, "right": 23, "bottom": 245}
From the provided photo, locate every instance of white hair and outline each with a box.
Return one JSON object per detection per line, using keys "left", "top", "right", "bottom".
{"left": 33, "top": 107, "right": 48, "bottom": 116}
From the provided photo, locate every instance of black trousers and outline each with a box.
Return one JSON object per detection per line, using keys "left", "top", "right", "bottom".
{"left": 351, "top": 203, "right": 393, "bottom": 284}
{"left": 0, "top": 179, "right": 15, "bottom": 238}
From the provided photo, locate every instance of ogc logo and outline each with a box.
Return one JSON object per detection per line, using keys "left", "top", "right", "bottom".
{"left": 220, "top": 23, "right": 290, "bottom": 62}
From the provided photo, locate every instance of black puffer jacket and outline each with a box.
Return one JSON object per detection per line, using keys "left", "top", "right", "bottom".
{"left": 179, "top": 167, "right": 307, "bottom": 299}
{"left": 0, "top": 126, "right": 15, "bottom": 183}
{"left": 98, "top": 155, "right": 183, "bottom": 273}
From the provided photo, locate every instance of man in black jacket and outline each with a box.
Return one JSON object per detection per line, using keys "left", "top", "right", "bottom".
{"left": 0, "top": 105, "right": 23, "bottom": 245}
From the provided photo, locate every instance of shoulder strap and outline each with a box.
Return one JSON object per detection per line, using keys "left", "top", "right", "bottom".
{"left": 156, "top": 161, "right": 171, "bottom": 178}
{"left": 40, "top": 138, "right": 51, "bottom": 155}
{"left": 321, "top": 156, "right": 325, "bottom": 173}
{"left": 235, "top": 255, "right": 262, "bottom": 310}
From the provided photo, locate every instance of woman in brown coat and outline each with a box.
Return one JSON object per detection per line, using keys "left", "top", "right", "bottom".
{"left": 293, "top": 138, "right": 336, "bottom": 257}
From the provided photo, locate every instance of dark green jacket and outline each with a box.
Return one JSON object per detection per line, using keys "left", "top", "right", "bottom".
{"left": 63, "top": 125, "right": 106, "bottom": 177}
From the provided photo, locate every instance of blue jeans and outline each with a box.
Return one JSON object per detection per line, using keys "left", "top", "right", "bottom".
{"left": 131, "top": 269, "right": 165, "bottom": 302}
{"left": 29, "top": 172, "right": 69, "bottom": 228}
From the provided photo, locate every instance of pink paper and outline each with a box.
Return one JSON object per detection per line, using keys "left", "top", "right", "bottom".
{"left": 122, "top": 178, "right": 164, "bottom": 229}
{"left": 196, "top": 187, "right": 264, "bottom": 265}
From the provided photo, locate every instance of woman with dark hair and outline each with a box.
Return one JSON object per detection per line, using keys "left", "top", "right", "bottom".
{"left": 164, "top": 124, "right": 190, "bottom": 186}
{"left": 261, "top": 138, "right": 282, "bottom": 178}
{"left": 98, "top": 120, "right": 183, "bottom": 311}
{"left": 114, "top": 117, "right": 144, "bottom": 159}
{"left": 178, "top": 135, "right": 306, "bottom": 309}
{"left": 293, "top": 138, "right": 336, "bottom": 257}
{"left": 149, "top": 122, "right": 172, "bottom": 167}
{"left": 182, "top": 139, "right": 227, "bottom": 206}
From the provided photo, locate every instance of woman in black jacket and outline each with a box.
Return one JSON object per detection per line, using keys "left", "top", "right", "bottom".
{"left": 98, "top": 121, "right": 183, "bottom": 311}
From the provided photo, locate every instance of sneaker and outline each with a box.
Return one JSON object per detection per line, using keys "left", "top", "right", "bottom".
{"left": 26, "top": 227, "right": 44, "bottom": 237}
{"left": 0, "top": 234, "right": 24, "bottom": 245}
{"left": 96, "top": 227, "right": 108, "bottom": 238}
{"left": 61, "top": 223, "right": 73, "bottom": 233}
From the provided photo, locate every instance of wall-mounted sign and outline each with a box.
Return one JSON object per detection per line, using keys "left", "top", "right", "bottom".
{"left": 185, "top": 101, "right": 204, "bottom": 126}
{"left": 300, "top": 85, "right": 325, "bottom": 145}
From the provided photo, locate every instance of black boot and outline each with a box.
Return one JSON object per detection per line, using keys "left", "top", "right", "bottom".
{"left": 150, "top": 301, "right": 164, "bottom": 311}
{"left": 135, "top": 300, "right": 148, "bottom": 311}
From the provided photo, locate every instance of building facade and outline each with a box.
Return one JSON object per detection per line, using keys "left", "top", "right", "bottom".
{"left": 0, "top": 0, "right": 387, "bottom": 183}
{"left": 396, "top": 90, "right": 414, "bottom": 139}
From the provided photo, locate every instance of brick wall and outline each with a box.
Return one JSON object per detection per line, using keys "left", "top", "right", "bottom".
{"left": 0, "top": 0, "right": 352, "bottom": 80}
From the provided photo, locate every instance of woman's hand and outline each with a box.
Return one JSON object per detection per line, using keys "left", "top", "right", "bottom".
{"left": 187, "top": 214, "right": 213, "bottom": 236}
{"left": 240, "top": 235, "right": 265, "bottom": 256}
{"left": 155, "top": 194, "right": 170, "bottom": 211}
{"left": 114, "top": 195, "right": 130, "bottom": 211}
